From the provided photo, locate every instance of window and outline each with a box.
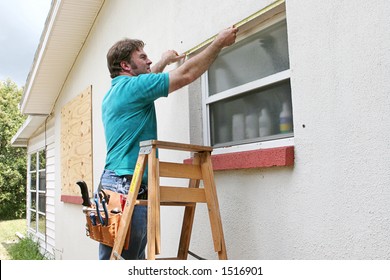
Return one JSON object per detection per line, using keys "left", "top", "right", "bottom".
{"left": 203, "top": 17, "right": 292, "bottom": 148}
{"left": 28, "top": 149, "right": 46, "bottom": 236}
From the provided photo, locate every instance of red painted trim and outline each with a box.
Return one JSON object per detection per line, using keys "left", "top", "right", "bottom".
{"left": 61, "top": 195, "right": 82, "bottom": 205}
{"left": 63, "top": 147, "right": 294, "bottom": 204}
{"left": 184, "top": 146, "right": 294, "bottom": 171}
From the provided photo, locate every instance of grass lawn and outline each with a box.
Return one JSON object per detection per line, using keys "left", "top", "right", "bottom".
{"left": 0, "top": 219, "right": 27, "bottom": 260}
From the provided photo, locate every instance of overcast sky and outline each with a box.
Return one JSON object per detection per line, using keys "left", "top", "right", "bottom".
{"left": 0, "top": 0, "right": 52, "bottom": 87}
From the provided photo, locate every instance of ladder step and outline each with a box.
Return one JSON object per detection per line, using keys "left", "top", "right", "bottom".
{"left": 159, "top": 162, "right": 202, "bottom": 179}
{"left": 136, "top": 200, "right": 197, "bottom": 206}
{"left": 160, "top": 186, "right": 206, "bottom": 203}
{"left": 140, "top": 140, "right": 213, "bottom": 152}
{"left": 134, "top": 186, "right": 206, "bottom": 206}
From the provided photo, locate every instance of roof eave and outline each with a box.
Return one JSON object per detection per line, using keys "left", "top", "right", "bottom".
{"left": 20, "top": 0, "right": 105, "bottom": 115}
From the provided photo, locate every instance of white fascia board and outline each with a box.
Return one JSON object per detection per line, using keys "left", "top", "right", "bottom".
{"left": 20, "top": 0, "right": 61, "bottom": 114}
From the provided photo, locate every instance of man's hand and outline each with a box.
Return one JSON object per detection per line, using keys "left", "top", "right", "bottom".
{"left": 161, "top": 50, "right": 186, "bottom": 65}
{"left": 152, "top": 50, "right": 185, "bottom": 73}
{"left": 213, "top": 26, "right": 239, "bottom": 49}
{"left": 168, "top": 26, "right": 238, "bottom": 93}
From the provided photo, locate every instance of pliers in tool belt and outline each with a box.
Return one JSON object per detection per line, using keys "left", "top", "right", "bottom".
{"left": 98, "top": 191, "right": 110, "bottom": 226}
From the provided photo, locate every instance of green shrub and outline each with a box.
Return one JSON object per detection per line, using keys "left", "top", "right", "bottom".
{"left": 8, "top": 236, "right": 46, "bottom": 260}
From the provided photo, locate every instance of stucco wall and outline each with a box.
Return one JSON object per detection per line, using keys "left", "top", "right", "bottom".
{"left": 283, "top": 0, "right": 390, "bottom": 259}
{"left": 51, "top": 0, "right": 390, "bottom": 259}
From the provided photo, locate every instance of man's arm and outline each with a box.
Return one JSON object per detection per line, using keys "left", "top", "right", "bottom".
{"left": 168, "top": 26, "right": 238, "bottom": 93}
{"left": 151, "top": 50, "right": 185, "bottom": 73}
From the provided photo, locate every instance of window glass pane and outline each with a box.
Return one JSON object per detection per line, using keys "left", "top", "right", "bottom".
{"left": 30, "top": 154, "right": 36, "bottom": 171}
{"left": 208, "top": 20, "right": 289, "bottom": 95}
{"left": 39, "top": 150, "right": 46, "bottom": 170}
{"left": 38, "top": 192, "right": 46, "bottom": 212}
{"left": 28, "top": 150, "right": 46, "bottom": 237}
{"left": 38, "top": 214, "right": 46, "bottom": 235}
{"left": 30, "top": 191, "right": 36, "bottom": 210}
{"left": 210, "top": 80, "right": 293, "bottom": 146}
{"left": 39, "top": 171, "right": 46, "bottom": 191}
{"left": 30, "top": 172, "right": 37, "bottom": 190}
{"left": 30, "top": 211, "right": 37, "bottom": 231}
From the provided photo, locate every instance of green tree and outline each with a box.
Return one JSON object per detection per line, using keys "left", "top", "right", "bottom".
{"left": 0, "top": 79, "right": 27, "bottom": 220}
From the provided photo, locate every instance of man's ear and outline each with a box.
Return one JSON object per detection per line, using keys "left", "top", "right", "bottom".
{"left": 120, "top": 61, "right": 131, "bottom": 71}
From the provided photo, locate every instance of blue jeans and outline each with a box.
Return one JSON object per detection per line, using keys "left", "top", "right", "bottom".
{"left": 98, "top": 169, "right": 147, "bottom": 260}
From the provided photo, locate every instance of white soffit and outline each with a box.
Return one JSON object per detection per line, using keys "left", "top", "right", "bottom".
{"left": 11, "top": 115, "right": 49, "bottom": 147}
{"left": 20, "top": 0, "right": 105, "bottom": 115}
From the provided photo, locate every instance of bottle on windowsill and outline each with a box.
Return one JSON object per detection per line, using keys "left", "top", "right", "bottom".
{"left": 259, "top": 108, "right": 272, "bottom": 137}
{"left": 279, "top": 102, "right": 292, "bottom": 133}
{"left": 245, "top": 112, "right": 259, "bottom": 139}
{"left": 232, "top": 113, "right": 245, "bottom": 141}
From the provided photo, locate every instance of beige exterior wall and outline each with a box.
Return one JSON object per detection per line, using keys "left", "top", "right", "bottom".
{"left": 29, "top": 0, "right": 390, "bottom": 259}
{"left": 27, "top": 119, "right": 56, "bottom": 258}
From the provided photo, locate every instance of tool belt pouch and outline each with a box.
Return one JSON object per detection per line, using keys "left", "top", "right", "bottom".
{"left": 85, "top": 190, "right": 130, "bottom": 249}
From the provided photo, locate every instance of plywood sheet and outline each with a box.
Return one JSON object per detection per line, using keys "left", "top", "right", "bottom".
{"left": 61, "top": 85, "right": 93, "bottom": 198}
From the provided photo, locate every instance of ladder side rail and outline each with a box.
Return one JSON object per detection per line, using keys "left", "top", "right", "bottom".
{"left": 147, "top": 146, "right": 159, "bottom": 259}
{"left": 177, "top": 153, "right": 201, "bottom": 259}
{"left": 110, "top": 154, "right": 147, "bottom": 260}
{"left": 200, "top": 152, "right": 228, "bottom": 259}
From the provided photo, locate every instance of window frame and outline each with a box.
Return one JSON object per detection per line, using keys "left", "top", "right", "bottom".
{"left": 201, "top": 14, "right": 293, "bottom": 153}
{"left": 27, "top": 148, "right": 47, "bottom": 237}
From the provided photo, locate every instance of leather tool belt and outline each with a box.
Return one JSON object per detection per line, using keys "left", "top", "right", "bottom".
{"left": 84, "top": 189, "right": 130, "bottom": 249}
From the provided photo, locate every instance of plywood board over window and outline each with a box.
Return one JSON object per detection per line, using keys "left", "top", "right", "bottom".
{"left": 61, "top": 85, "right": 93, "bottom": 204}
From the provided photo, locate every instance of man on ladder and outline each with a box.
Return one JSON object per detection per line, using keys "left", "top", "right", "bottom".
{"left": 99, "top": 26, "right": 238, "bottom": 260}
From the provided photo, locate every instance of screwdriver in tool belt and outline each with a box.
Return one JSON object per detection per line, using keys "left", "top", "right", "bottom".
{"left": 89, "top": 212, "right": 97, "bottom": 226}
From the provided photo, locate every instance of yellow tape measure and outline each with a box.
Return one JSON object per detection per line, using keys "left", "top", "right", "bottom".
{"left": 185, "top": 0, "right": 285, "bottom": 56}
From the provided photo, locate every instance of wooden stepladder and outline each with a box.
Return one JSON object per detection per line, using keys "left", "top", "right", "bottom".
{"left": 110, "top": 140, "right": 227, "bottom": 260}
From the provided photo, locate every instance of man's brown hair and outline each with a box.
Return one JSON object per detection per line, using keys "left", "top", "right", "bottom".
{"left": 106, "top": 39, "right": 145, "bottom": 78}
